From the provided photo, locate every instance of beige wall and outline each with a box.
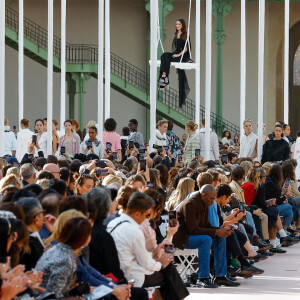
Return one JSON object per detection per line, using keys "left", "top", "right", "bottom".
{"left": 4, "top": 0, "right": 300, "bottom": 139}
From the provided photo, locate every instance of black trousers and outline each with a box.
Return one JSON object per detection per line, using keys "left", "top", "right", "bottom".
{"left": 160, "top": 52, "right": 188, "bottom": 76}
{"left": 143, "top": 263, "right": 189, "bottom": 300}
{"left": 107, "top": 287, "right": 148, "bottom": 300}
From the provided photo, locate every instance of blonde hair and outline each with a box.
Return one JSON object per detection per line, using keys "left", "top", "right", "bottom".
{"left": 44, "top": 209, "right": 85, "bottom": 245}
{"left": 246, "top": 167, "right": 260, "bottom": 190}
{"left": 0, "top": 174, "right": 22, "bottom": 192}
{"left": 102, "top": 174, "right": 123, "bottom": 187}
{"left": 36, "top": 178, "right": 51, "bottom": 190}
{"left": 185, "top": 120, "right": 198, "bottom": 132}
{"left": 196, "top": 172, "right": 213, "bottom": 188}
{"left": 86, "top": 120, "right": 96, "bottom": 130}
{"left": 6, "top": 167, "right": 20, "bottom": 178}
{"left": 156, "top": 120, "right": 168, "bottom": 129}
{"left": 166, "top": 177, "right": 195, "bottom": 211}
{"left": 240, "top": 161, "right": 252, "bottom": 177}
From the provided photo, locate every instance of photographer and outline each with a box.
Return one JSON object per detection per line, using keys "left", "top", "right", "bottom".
{"left": 80, "top": 126, "right": 104, "bottom": 159}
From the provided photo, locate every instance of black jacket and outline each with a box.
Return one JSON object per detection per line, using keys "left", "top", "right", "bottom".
{"left": 89, "top": 221, "right": 126, "bottom": 283}
{"left": 262, "top": 177, "right": 285, "bottom": 205}
{"left": 261, "top": 139, "right": 290, "bottom": 164}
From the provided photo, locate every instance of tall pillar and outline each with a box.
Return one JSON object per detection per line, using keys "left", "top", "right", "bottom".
{"left": 212, "top": 0, "right": 232, "bottom": 135}
{"left": 66, "top": 73, "right": 91, "bottom": 129}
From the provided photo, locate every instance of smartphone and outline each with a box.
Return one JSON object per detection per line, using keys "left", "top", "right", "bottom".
{"left": 112, "top": 152, "right": 117, "bottom": 160}
{"left": 106, "top": 142, "right": 112, "bottom": 153}
{"left": 60, "top": 146, "right": 66, "bottom": 155}
{"left": 96, "top": 169, "right": 108, "bottom": 177}
{"left": 164, "top": 145, "right": 169, "bottom": 151}
{"left": 195, "top": 149, "right": 200, "bottom": 157}
{"left": 129, "top": 141, "right": 134, "bottom": 149}
{"left": 96, "top": 160, "right": 107, "bottom": 168}
{"left": 69, "top": 282, "right": 90, "bottom": 297}
{"left": 168, "top": 210, "right": 177, "bottom": 227}
{"left": 87, "top": 141, "right": 92, "bottom": 149}
{"left": 177, "top": 154, "right": 183, "bottom": 162}
{"left": 32, "top": 135, "right": 37, "bottom": 144}
{"left": 139, "top": 148, "right": 146, "bottom": 154}
{"left": 221, "top": 154, "right": 228, "bottom": 165}
{"left": 164, "top": 244, "right": 174, "bottom": 254}
{"left": 152, "top": 144, "right": 159, "bottom": 149}
{"left": 140, "top": 159, "right": 146, "bottom": 172}
{"left": 157, "top": 146, "right": 163, "bottom": 153}
{"left": 28, "top": 154, "right": 34, "bottom": 160}
{"left": 137, "top": 154, "right": 144, "bottom": 162}
{"left": 284, "top": 178, "right": 290, "bottom": 188}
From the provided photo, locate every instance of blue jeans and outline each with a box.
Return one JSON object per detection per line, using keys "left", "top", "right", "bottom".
{"left": 186, "top": 235, "right": 227, "bottom": 279}
{"left": 277, "top": 204, "right": 293, "bottom": 227}
{"left": 245, "top": 211, "right": 257, "bottom": 236}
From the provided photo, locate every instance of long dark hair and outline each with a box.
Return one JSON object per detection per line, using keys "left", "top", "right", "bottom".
{"left": 268, "top": 164, "right": 283, "bottom": 187}
{"left": 175, "top": 19, "right": 187, "bottom": 40}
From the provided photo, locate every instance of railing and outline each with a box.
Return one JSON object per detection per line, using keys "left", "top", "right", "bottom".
{"left": 5, "top": 5, "right": 240, "bottom": 135}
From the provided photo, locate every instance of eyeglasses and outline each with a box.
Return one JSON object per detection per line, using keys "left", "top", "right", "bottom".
{"left": 33, "top": 210, "right": 45, "bottom": 218}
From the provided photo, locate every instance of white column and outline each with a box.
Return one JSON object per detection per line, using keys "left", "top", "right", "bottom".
{"left": 257, "top": 0, "right": 265, "bottom": 161}
{"left": 0, "top": 0, "right": 5, "bottom": 156}
{"left": 60, "top": 0, "right": 66, "bottom": 131}
{"left": 240, "top": 0, "right": 246, "bottom": 137}
{"left": 150, "top": 0, "right": 158, "bottom": 142}
{"left": 98, "top": 0, "right": 104, "bottom": 137}
{"left": 195, "top": 0, "right": 201, "bottom": 129}
{"left": 284, "top": 0, "right": 290, "bottom": 124}
{"left": 18, "top": 0, "right": 24, "bottom": 127}
{"left": 204, "top": 0, "right": 212, "bottom": 162}
{"left": 104, "top": 0, "right": 110, "bottom": 120}
{"left": 47, "top": 0, "right": 53, "bottom": 156}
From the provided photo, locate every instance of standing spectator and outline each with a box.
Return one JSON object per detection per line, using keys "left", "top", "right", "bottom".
{"left": 148, "top": 120, "right": 168, "bottom": 153}
{"left": 128, "top": 119, "right": 144, "bottom": 148}
{"left": 102, "top": 118, "right": 122, "bottom": 160}
{"left": 80, "top": 126, "right": 104, "bottom": 159}
{"left": 283, "top": 124, "right": 292, "bottom": 146}
{"left": 166, "top": 120, "right": 180, "bottom": 157}
{"left": 261, "top": 125, "right": 290, "bottom": 164}
{"left": 197, "top": 119, "right": 219, "bottom": 161}
{"left": 183, "top": 120, "right": 199, "bottom": 166}
{"left": 59, "top": 120, "right": 81, "bottom": 158}
{"left": 16, "top": 119, "right": 33, "bottom": 162}
{"left": 121, "top": 126, "right": 130, "bottom": 157}
{"left": 221, "top": 130, "right": 233, "bottom": 145}
{"left": 233, "top": 134, "right": 240, "bottom": 146}
{"left": 30, "top": 119, "right": 47, "bottom": 157}
{"left": 239, "top": 119, "right": 257, "bottom": 159}
{"left": 4, "top": 117, "right": 18, "bottom": 157}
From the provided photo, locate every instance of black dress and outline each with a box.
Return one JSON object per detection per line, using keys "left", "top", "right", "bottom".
{"left": 261, "top": 139, "right": 290, "bottom": 164}
{"left": 160, "top": 37, "right": 191, "bottom": 107}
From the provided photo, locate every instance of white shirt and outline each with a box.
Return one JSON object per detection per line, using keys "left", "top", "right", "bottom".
{"left": 107, "top": 214, "right": 162, "bottom": 287}
{"left": 16, "top": 128, "right": 34, "bottom": 162}
{"left": 148, "top": 130, "right": 167, "bottom": 153}
{"left": 80, "top": 139, "right": 104, "bottom": 158}
{"left": 197, "top": 128, "right": 219, "bottom": 161}
{"left": 4, "top": 127, "right": 17, "bottom": 156}
{"left": 239, "top": 132, "right": 257, "bottom": 158}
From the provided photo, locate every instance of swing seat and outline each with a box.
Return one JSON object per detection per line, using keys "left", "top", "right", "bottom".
{"left": 149, "top": 60, "right": 197, "bottom": 70}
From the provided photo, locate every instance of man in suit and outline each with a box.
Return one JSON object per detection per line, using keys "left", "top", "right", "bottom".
{"left": 173, "top": 184, "right": 240, "bottom": 288}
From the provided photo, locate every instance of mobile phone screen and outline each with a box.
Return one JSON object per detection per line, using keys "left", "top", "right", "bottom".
{"left": 139, "top": 148, "right": 146, "bottom": 153}
{"left": 129, "top": 141, "right": 134, "bottom": 149}
{"left": 157, "top": 146, "right": 163, "bottom": 153}
{"left": 60, "top": 146, "right": 66, "bottom": 155}
{"left": 168, "top": 210, "right": 177, "bottom": 227}
{"left": 113, "top": 152, "right": 117, "bottom": 160}
{"left": 140, "top": 159, "right": 146, "bottom": 172}
{"left": 221, "top": 154, "right": 228, "bottom": 164}
{"left": 96, "top": 160, "right": 107, "bottom": 168}
{"left": 32, "top": 135, "right": 37, "bottom": 144}
{"left": 195, "top": 149, "right": 200, "bottom": 157}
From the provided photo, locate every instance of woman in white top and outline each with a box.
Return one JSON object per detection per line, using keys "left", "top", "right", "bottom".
{"left": 16, "top": 119, "right": 33, "bottom": 162}
{"left": 148, "top": 120, "right": 168, "bottom": 153}
{"left": 80, "top": 126, "right": 104, "bottom": 159}
{"left": 29, "top": 119, "right": 47, "bottom": 157}
{"left": 221, "top": 130, "right": 233, "bottom": 145}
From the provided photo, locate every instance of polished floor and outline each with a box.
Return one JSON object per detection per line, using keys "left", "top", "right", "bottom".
{"left": 187, "top": 242, "right": 300, "bottom": 300}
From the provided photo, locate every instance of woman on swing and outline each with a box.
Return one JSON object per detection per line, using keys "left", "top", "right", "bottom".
{"left": 159, "top": 18, "right": 191, "bottom": 107}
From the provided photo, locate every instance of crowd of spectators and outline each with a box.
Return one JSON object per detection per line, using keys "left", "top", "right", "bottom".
{"left": 1, "top": 116, "right": 300, "bottom": 299}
